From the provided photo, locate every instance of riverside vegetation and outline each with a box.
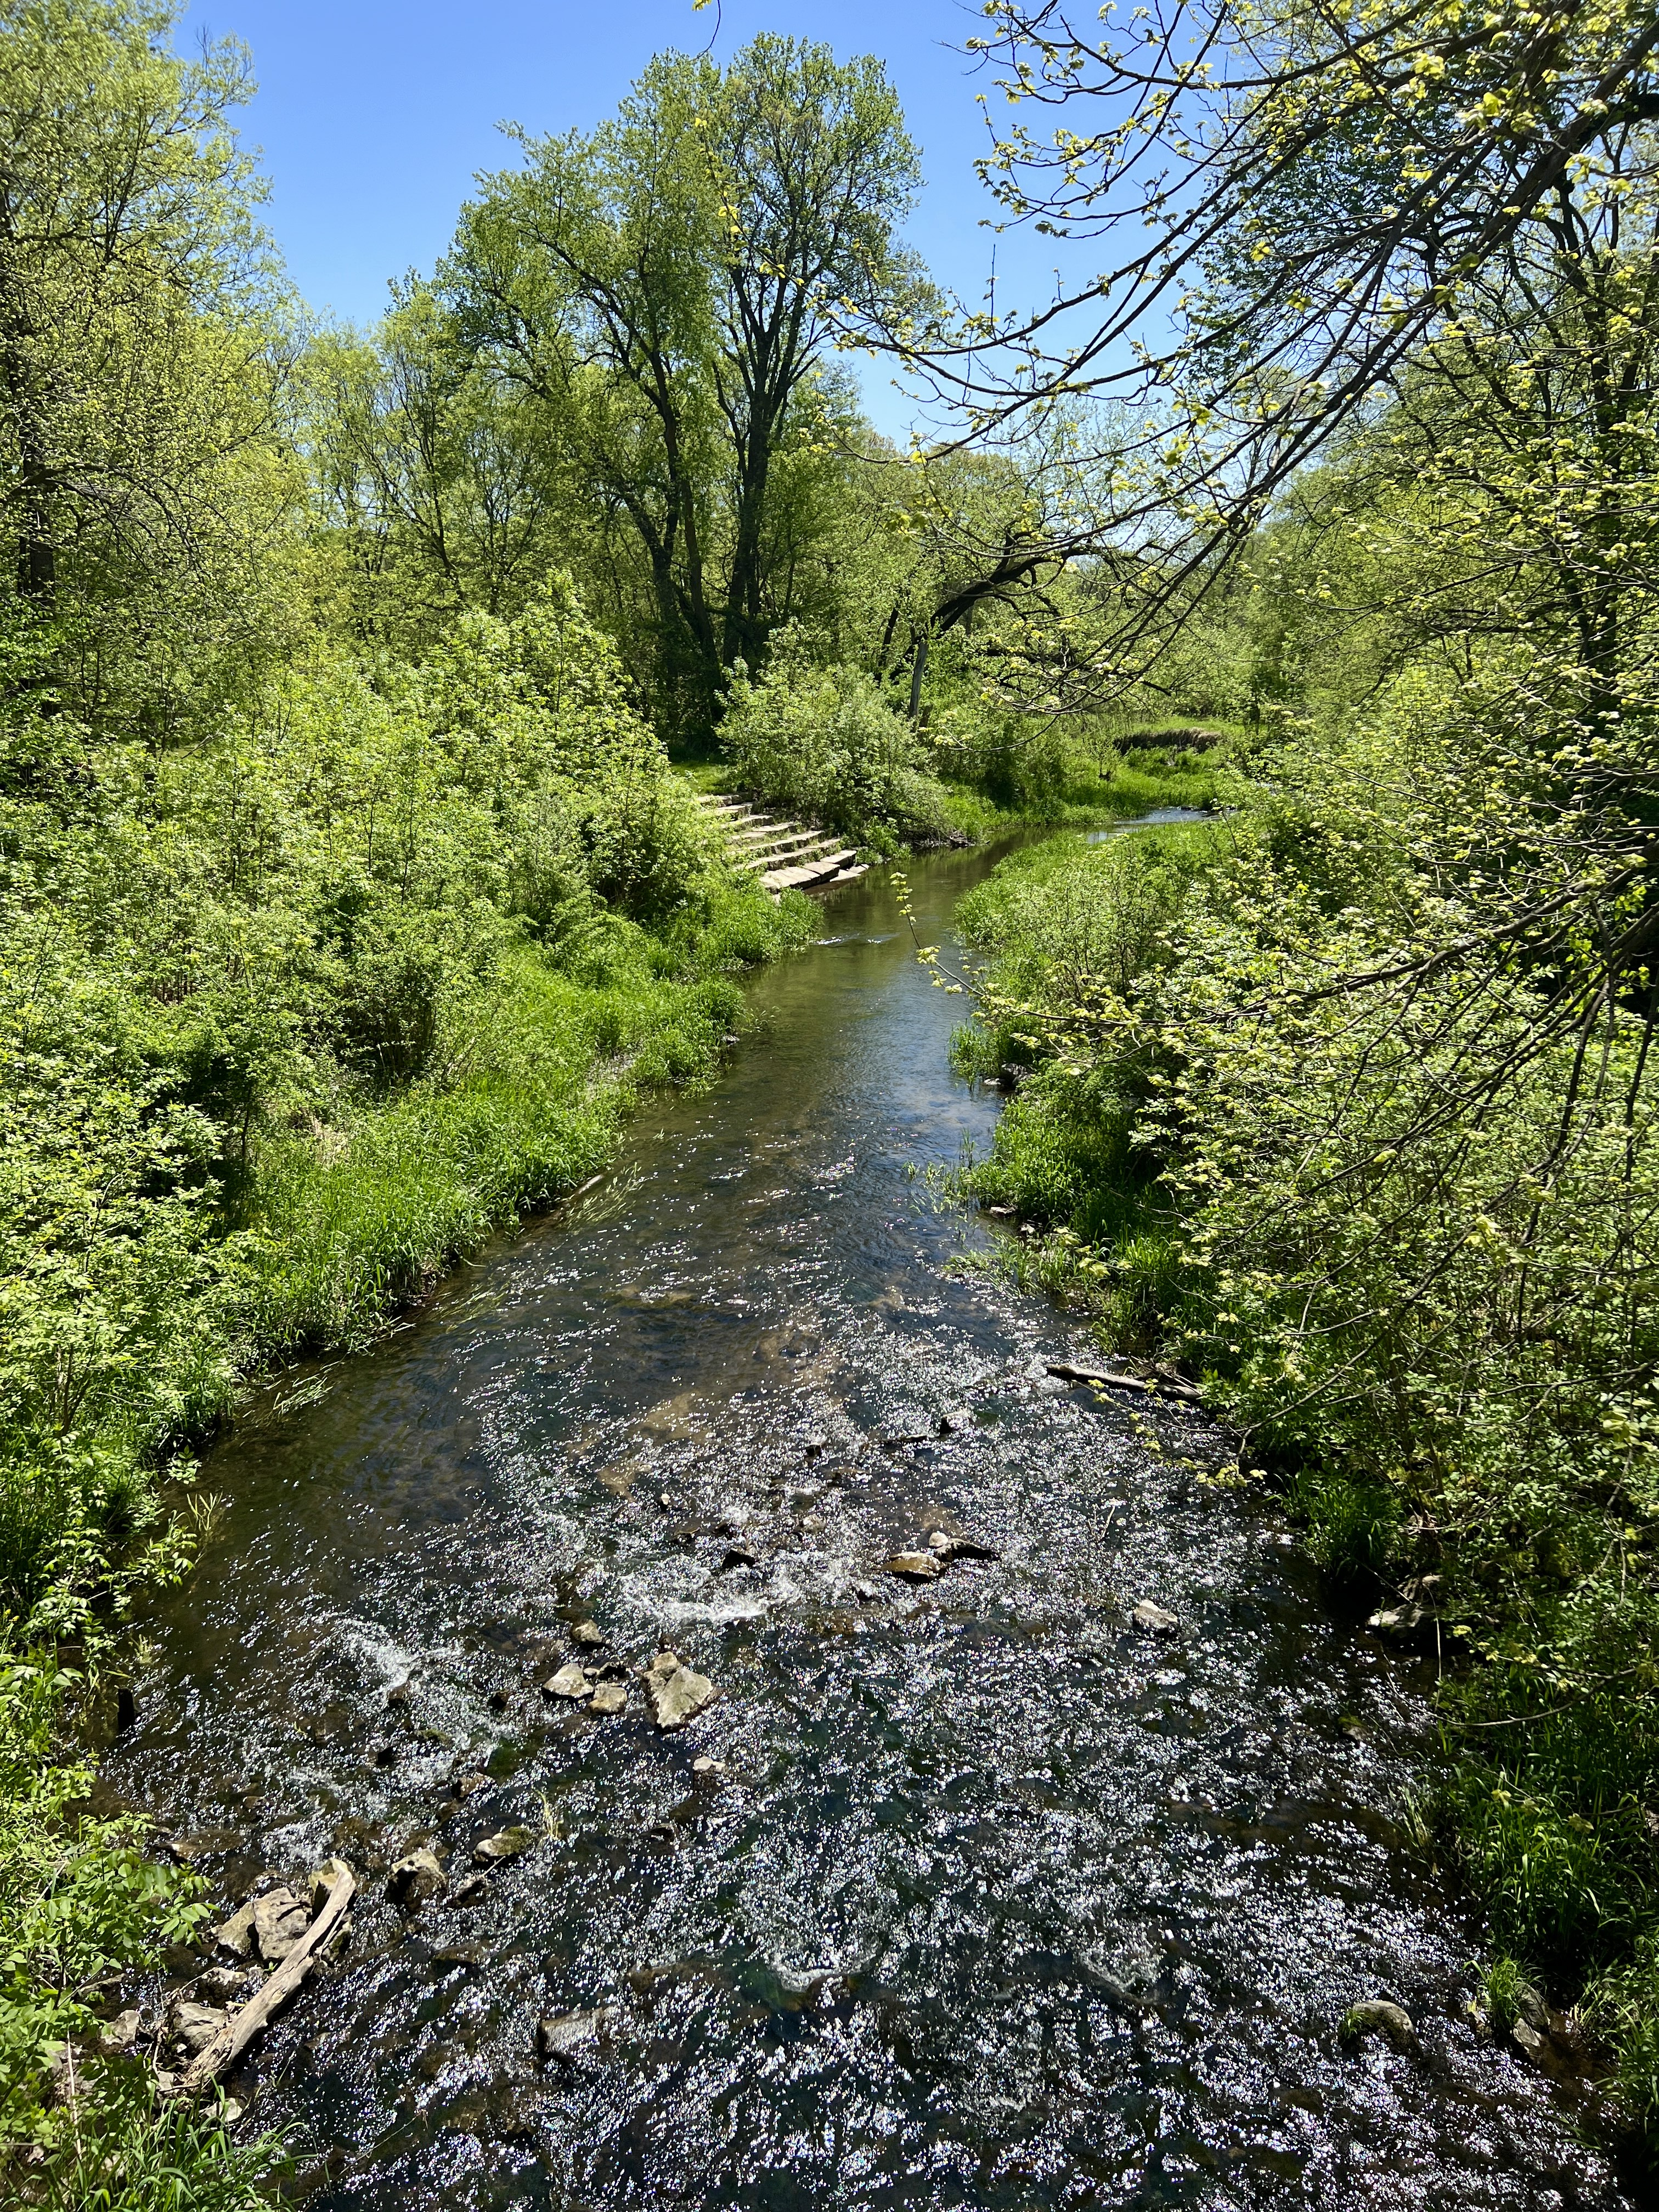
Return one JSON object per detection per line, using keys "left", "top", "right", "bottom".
{"left": 7, "top": 0, "right": 1658, "bottom": 2199}
{"left": 938, "top": 0, "right": 1659, "bottom": 2164}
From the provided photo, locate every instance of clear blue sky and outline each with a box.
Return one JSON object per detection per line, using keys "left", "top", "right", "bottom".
{"left": 177, "top": 0, "right": 1073, "bottom": 437}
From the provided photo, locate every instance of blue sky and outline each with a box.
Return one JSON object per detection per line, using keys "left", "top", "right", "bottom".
{"left": 177, "top": 0, "right": 1074, "bottom": 437}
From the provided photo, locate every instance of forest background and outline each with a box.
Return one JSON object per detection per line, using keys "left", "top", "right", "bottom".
{"left": 2, "top": 0, "right": 1658, "bottom": 2201}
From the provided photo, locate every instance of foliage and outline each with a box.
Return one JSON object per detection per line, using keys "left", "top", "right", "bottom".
{"left": 0, "top": 0, "right": 301, "bottom": 738}
{"left": 893, "top": 0, "right": 1659, "bottom": 675}
{"left": 719, "top": 630, "right": 954, "bottom": 848}
{"left": 412, "top": 36, "right": 926, "bottom": 738}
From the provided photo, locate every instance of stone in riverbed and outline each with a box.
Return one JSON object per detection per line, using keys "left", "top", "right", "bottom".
{"left": 252, "top": 1886, "right": 310, "bottom": 1963}
{"left": 212, "top": 1899, "right": 257, "bottom": 1959}
{"left": 474, "top": 1824, "right": 538, "bottom": 1865}
{"left": 101, "top": 2008, "right": 146, "bottom": 2053}
{"left": 571, "top": 1622, "right": 606, "bottom": 1648}
{"left": 387, "top": 1847, "right": 446, "bottom": 1910}
{"left": 589, "top": 1681, "right": 628, "bottom": 1716}
{"left": 928, "top": 1530, "right": 999, "bottom": 1562}
{"left": 1339, "top": 1999, "right": 1419, "bottom": 2056}
{"left": 307, "top": 1856, "right": 353, "bottom": 1914}
{"left": 191, "top": 1964, "right": 258, "bottom": 2003}
{"left": 884, "top": 1551, "right": 941, "bottom": 1582}
{"left": 168, "top": 2001, "right": 229, "bottom": 2058}
{"left": 536, "top": 2006, "right": 622, "bottom": 2060}
{"left": 1131, "top": 1599, "right": 1180, "bottom": 1637}
{"left": 542, "top": 1664, "right": 591, "bottom": 1701}
{"left": 645, "top": 1657, "right": 716, "bottom": 1731}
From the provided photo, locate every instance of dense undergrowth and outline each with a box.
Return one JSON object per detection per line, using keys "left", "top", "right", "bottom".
{"left": 714, "top": 637, "right": 1224, "bottom": 849}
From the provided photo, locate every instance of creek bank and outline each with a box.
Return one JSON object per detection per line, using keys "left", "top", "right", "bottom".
{"left": 94, "top": 839, "right": 1627, "bottom": 2207}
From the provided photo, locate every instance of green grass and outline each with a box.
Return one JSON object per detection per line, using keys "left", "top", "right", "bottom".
{"left": 249, "top": 950, "right": 745, "bottom": 1352}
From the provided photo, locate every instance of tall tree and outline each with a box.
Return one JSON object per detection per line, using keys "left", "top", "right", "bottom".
{"left": 0, "top": 0, "right": 295, "bottom": 736}
{"left": 443, "top": 36, "right": 925, "bottom": 739}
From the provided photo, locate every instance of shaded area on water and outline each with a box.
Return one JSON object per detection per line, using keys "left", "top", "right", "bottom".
{"left": 107, "top": 837, "right": 1626, "bottom": 2209}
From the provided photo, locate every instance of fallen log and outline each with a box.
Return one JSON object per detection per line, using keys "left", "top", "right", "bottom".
{"left": 1045, "top": 1360, "right": 1204, "bottom": 1406}
{"left": 178, "top": 1864, "right": 356, "bottom": 2094}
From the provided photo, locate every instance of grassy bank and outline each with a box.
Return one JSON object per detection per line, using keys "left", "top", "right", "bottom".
{"left": 946, "top": 725, "right": 1659, "bottom": 2163}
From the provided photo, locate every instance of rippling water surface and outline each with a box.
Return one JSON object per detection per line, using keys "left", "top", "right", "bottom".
{"left": 106, "top": 838, "right": 1628, "bottom": 2209}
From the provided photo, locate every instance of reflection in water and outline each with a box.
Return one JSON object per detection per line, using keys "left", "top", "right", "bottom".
{"left": 107, "top": 841, "right": 1625, "bottom": 2209}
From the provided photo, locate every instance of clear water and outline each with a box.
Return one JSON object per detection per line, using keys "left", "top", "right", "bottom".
{"left": 105, "top": 839, "right": 1628, "bottom": 2209}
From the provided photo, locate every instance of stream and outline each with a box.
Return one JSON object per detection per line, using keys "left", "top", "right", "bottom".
{"left": 105, "top": 835, "right": 1630, "bottom": 2210}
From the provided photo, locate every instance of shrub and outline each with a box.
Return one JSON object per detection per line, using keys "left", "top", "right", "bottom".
{"left": 720, "top": 633, "right": 952, "bottom": 846}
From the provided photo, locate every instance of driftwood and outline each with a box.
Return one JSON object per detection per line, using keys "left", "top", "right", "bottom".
{"left": 1046, "top": 1360, "right": 1204, "bottom": 1406}
{"left": 178, "top": 1865, "right": 356, "bottom": 2094}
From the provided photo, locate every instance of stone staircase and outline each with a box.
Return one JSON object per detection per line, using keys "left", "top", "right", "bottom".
{"left": 693, "top": 792, "right": 869, "bottom": 894}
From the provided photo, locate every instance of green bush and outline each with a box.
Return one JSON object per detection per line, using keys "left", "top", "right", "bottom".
{"left": 720, "top": 631, "right": 953, "bottom": 847}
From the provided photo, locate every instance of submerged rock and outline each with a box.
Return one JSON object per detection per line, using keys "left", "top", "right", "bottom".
{"left": 1340, "top": 1999, "right": 1420, "bottom": 2056}
{"left": 168, "top": 2000, "right": 229, "bottom": 2058}
{"left": 571, "top": 1622, "right": 606, "bottom": 1649}
{"left": 452, "top": 1873, "right": 489, "bottom": 1906}
{"left": 452, "top": 1770, "right": 491, "bottom": 1801}
{"left": 535, "top": 2005, "right": 622, "bottom": 2061}
{"left": 387, "top": 1847, "right": 446, "bottom": 1910}
{"left": 191, "top": 1964, "right": 259, "bottom": 2004}
{"left": 212, "top": 1899, "right": 257, "bottom": 1960}
{"left": 1131, "top": 1599, "right": 1180, "bottom": 1637}
{"left": 165, "top": 1828, "right": 241, "bottom": 1863}
{"left": 101, "top": 2008, "right": 146, "bottom": 2053}
{"left": 474, "top": 1824, "right": 538, "bottom": 1864}
{"left": 589, "top": 1681, "right": 628, "bottom": 1717}
{"left": 927, "top": 1530, "right": 999, "bottom": 1562}
{"left": 542, "top": 1664, "right": 591, "bottom": 1702}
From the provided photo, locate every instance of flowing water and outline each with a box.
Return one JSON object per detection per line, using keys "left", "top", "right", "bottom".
{"left": 105, "top": 837, "right": 1630, "bottom": 2210}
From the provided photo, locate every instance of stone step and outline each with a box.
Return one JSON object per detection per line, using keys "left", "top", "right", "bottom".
{"left": 688, "top": 785, "right": 862, "bottom": 896}
{"left": 738, "top": 831, "right": 840, "bottom": 867}
{"left": 761, "top": 848, "right": 859, "bottom": 890}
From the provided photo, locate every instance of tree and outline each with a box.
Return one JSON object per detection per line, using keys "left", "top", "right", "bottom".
{"left": 894, "top": 0, "right": 1659, "bottom": 656}
{"left": 308, "top": 294, "right": 572, "bottom": 653}
{"left": 443, "top": 35, "right": 925, "bottom": 739}
{"left": 0, "top": 0, "right": 297, "bottom": 739}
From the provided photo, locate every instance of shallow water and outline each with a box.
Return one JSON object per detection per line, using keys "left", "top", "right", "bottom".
{"left": 107, "top": 837, "right": 1629, "bottom": 2210}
